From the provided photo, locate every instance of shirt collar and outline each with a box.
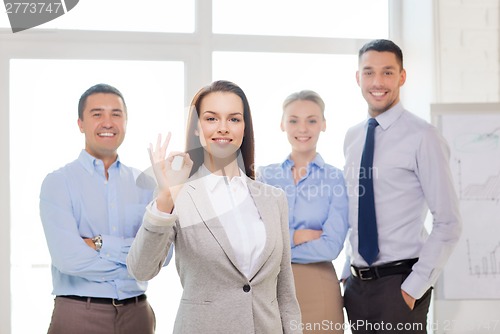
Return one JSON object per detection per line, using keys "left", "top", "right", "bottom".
{"left": 200, "top": 164, "right": 247, "bottom": 192}
{"left": 78, "top": 149, "right": 121, "bottom": 175}
{"left": 281, "top": 153, "right": 325, "bottom": 170}
{"left": 372, "top": 101, "right": 404, "bottom": 131}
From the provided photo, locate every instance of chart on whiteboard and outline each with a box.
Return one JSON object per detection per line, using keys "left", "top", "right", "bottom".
{"left": 440, "top": 113, "right": 500, "bottom": 299}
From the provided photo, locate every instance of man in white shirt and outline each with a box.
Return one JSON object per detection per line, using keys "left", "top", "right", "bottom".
{"left": 342, "top": 39, "right": 462, "bottom": 333}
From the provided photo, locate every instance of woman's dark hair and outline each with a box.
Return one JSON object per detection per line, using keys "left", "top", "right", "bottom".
{"left": 185, "top": 80, "right": 255, "bottom": 179}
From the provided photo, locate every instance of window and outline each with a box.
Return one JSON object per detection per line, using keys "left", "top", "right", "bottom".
{"left": 0, "top": 0, "right": 195, "bottom": 32}
{"left": 213, "top": 0, "right": 388, "bottom": 38}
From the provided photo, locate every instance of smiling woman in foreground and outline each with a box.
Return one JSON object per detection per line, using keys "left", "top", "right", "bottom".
{"left": 126, "top": 80, "right": 302, "bottom": 333}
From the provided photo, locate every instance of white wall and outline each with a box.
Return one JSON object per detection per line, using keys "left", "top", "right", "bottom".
{"left": 436, "top": 0, "right": 500, "bottom": 103}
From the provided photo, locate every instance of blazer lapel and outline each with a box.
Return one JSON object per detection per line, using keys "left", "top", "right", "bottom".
{"left": 183, "top": 176, "right": 246, "bottom": 277}
{"left": 247, "top": 180, "right": 278, "bottom": 281}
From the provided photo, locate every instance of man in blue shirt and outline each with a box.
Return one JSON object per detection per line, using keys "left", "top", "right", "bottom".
{"left": 40, "top": 83, "right": 170, "bottom": 334}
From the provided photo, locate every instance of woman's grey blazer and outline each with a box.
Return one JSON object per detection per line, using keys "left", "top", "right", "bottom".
{"left": 127, "top": 173, "right": 302, "bottom": 334}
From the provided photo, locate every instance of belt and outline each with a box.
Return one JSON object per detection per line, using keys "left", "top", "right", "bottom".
{"left": 351, "top": 258, "right": 418, "bottom": 281}
{"left": 60, "top": 294, "right": 147, "bottom": 306}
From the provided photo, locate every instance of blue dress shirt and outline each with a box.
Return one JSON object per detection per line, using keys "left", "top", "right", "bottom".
{"left": 258, "top": 154, "right": 349, "bottom": 264}
{"left": 40, "top": 150, "right": 171, "bottom": 299}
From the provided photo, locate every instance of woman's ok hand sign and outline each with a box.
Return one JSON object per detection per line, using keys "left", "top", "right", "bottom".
{"left": 148, "top": 132, "right": 193, "bottom": 212}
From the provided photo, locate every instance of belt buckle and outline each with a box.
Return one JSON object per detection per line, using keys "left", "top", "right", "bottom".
{"left": 357, "top": 267, "right": 374, "bottom": 280}
{"left": 112, "top": 299, "right": 125, "bottom": 307}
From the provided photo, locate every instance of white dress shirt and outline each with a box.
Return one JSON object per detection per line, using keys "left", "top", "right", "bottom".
{"left": 201, "top": 166, "right": 266, "bottom": 278}
{"left": 151, "top": 165, "right": 266, "bottom": 278}
{"left": 343, "top": 102, "right": 462, "bottom": 298}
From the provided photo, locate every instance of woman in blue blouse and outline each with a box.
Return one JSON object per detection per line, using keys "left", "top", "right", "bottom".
{"left": 258, "top": 90, "right": 348, "bottom": 333}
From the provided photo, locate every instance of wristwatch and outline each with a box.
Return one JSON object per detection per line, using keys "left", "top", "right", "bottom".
{"left": 92, "top": 235, "right": 103, "bottom": 251}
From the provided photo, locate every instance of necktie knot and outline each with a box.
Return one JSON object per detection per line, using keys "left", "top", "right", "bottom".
{"left": 367, "top": 118, "right": 379, "bottom": 128}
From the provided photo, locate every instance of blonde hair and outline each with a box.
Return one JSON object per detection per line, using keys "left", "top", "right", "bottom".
{"left": 282, "top": 90, "right": 325, "bottom": 119}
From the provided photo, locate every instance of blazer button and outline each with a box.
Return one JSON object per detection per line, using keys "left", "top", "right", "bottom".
{"left": 243, "top": 284, "right": 251, "bottom": 292}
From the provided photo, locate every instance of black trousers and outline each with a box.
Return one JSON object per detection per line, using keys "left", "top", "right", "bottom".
{"left": 344, "top": 273, "right": 432, "bottom": 334}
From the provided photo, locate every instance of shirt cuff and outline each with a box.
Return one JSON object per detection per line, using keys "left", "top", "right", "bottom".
{"left": 99, "top": 234, "right": 131, "bottom": 264}
{"left": 145, "top": 200, "right": 177, "bottom": 227}
{"left": 401, "top": 271, "right": 430, "bottom": 299}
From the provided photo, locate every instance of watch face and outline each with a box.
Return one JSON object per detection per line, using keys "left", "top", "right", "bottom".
{"left": 93, "top": 235, "right": 102, "bottom": 251}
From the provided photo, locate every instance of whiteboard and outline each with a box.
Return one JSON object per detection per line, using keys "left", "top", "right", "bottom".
{"left": 432, "top": 103, "right": 500, "bottom": 300}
